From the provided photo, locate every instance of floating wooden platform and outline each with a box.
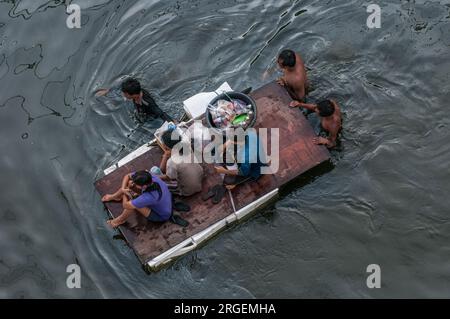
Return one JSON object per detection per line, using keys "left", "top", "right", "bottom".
{"left": 94, "top": 82, "right": 330, "bottom": 271}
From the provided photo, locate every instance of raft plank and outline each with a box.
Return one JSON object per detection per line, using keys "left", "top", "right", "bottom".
{"left": 94, "top": 82, "right": 330, "bottom": 265}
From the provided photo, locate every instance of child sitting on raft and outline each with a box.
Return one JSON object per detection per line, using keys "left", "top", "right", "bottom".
{"left": 102, "top": 170, "right": 188, "bottom": 228}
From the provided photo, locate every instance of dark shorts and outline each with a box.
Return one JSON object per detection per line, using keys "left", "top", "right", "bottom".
{"left": 147, "top": 212, "right": 169, "bottom": 222}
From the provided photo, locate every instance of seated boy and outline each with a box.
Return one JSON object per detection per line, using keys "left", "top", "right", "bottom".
{"left": 102, "top": 170, "right": 173, "bottom": 228}
{"left": 158, "top": 129, "right": 204, "bottom": 197}
{"left": 214, "top": 130, "right": 266, "bottom": 190}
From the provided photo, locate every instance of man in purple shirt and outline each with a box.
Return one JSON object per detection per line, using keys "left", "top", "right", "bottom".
{"left": 103, "top": 170, "right": 173, "bottom": 228}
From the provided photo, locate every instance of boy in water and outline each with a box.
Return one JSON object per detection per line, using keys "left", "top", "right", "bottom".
{"left": 290, "top": 99, "right": 342, "bottom": 148}
{"left": 277, "top": 49, "right": 308, "bottom": 102}
{"left": 96, "top": 77, "right": 172, "bottom": 122}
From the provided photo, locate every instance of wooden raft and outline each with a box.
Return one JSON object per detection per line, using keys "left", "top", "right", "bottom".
{"left": 94, "top": 82, "right": 330, "bottom": 267}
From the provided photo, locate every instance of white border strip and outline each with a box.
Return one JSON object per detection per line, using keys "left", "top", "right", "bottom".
{"left": 146, "top": 188, "right": 279, "bottom": 271}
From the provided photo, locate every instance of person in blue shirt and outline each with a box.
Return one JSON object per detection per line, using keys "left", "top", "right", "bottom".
{"left": 103, "top": 170, "right": 173, "bottom": 228}
{"left": 214, "top": 130, "right": 267, "bottom": 190}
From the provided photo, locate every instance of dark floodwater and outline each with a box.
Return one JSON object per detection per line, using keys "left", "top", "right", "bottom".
{"left": 1, "top": 0, "right": 449, "bottom": 298}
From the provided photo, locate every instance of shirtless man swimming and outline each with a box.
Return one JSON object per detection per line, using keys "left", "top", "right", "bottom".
{"left": 290, "top": 99, "right": 342, "bottom": 148}
{"left": 277, "top": 49, "right": 308, "bottom": 101}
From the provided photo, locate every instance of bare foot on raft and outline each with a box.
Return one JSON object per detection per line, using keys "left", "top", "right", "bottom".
{"left": 102, "top": 194, "right": 120, "bottom": 202}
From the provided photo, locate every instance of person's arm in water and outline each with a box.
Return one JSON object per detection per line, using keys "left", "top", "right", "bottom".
{"left": 314, "top": 100, "right": 341, "bottom": 148}
{"left": 313, "top": 130, "right": 338, "bottom": 148}
{"left": 95, "top": 86, "right": 121, "bottom": 97}
{"left": 94, "top": 86, "right": 124, "bottom": 102}
{"left": 95, "top": 89, "right": 109, "bottom": 96}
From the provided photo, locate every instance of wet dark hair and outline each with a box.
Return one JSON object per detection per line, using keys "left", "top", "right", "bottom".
{"left": 278, "top": 49, "right": 296, "bottom": 67}
{"left": 121, "top": 78, "right": 141, "bottom": 95}
{"left": 161, "top": 130, "right": 182, "bottom": 149}
{"left": 317, "top": 100, "right": 335, "bottom": 117}
{"left": 131, "top": 170, "right": 162, "bottom": 200}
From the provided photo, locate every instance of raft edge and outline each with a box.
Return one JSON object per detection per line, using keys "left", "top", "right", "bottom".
{"left": 145, "top": 188, "right": 280, "bottom": 272}
{"left": 103, "top": 138, "right": 158, "bottom": 176}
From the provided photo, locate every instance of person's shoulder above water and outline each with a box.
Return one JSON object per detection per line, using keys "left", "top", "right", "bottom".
{"left": 317, "top": 99, "right": 341, "bottom": 120}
